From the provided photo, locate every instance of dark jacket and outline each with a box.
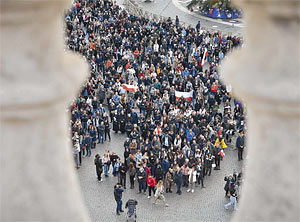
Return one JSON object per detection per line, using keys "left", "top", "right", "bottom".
{"left": 236, "top": 136, "right": 244, "bottom": 149}
{"left": 154, "top": 167, "right": 164, "bottom": 182}
{"left": 94, "top": 158, "right": 103, "bottom": 175}
{"left": 136, "top": 170, "right": 146, "bottom": 183}
{"left": 114, "top": 187, "right": 124, "bottom": 201}
{"left": 119, "top": 165, "right": 127, "bottom": 176}
{"left": 174, "top": 170, "right": 183, "bottom": 183}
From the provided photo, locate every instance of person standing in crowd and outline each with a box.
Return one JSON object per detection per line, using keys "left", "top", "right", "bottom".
{"left": 85, "top": 132, "right": 92, "bottom": 157}
{"left": 165, "top": 168, "right": 174, "bottom": 193}
{"left": 103, "top": 153, "right": 110, "bottom": 177}
{"left": 154, "top": 164, "right": 164, "bottom": 182}
{"left": 196, "top": 161, "right": 206, "bottom": 188}
{"left": 146, "top": 175, "right": 157, "bottom": 198}
{"left": 205, "top": 153, "right": 215, "bottom": 176}
{"left": 114, "top": 183, "right": 124, "bottom": 215}
{"left": 98, "top": 121, "right": 105, "bottom": 144}
{"left": 104, "top": 118, "right": 111, "bottom": 142}
{"left": 162, "top": 157, "right": 170, "bottom": 179}
{"left": 153, "top": 180, "right": 168, "bottom": 207}
{"left": 175, "top": 167, "right": 183, "bottom": 195}
{"left": 182, "top": 163, "right": 190, "bottom": 188}
{"left": 214, "top": 144, "right": 222, "bottom": 170}
{"left": 89, "top": 126, "right": 97, "bottom": 149}
{"left": 112, "top": 110, "right": 120, "bottom": 133}
{"left": 187, "top": 165, "right": 197, "bottom": 193}
{"left": 113, "top": 158, "right": 121, "bottom": 177}
{"left": 128, "top": 162, "right": 136, "bottom": 189}
{"left": 137, "top": 168, "right": 147, "bottom": 194}
{"left": 94, "top": 154, "right": 103, "bottom": 182}
{"left": 236, "top": 131, "right": 245, "bottom": 161}
{"left": 119, "top": 163, "right": 127, "bottom": 188}
{"left": 73, "top": 141, "right": 80, "bottom": 169}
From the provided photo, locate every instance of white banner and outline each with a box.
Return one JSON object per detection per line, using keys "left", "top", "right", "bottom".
{"left": 175, "top": 91, "right": 193, "bottom": 100}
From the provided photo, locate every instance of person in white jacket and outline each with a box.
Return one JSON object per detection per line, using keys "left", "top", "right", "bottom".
{"left": 187, "top": 165, "right": 197, "bottom": 193}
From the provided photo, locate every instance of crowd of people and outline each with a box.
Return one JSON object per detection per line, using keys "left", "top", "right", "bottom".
{"left": 65, "top": 0, "right": 246, "bottom": 213}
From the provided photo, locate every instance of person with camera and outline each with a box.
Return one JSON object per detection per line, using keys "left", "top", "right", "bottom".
{"left": 224, "top": 180, "right": 238, "bottom": 211}
{"left": 224, "top": 175, "right": 234, "bottom": 197}
{"left": 114, "top": 183, "right": 124, "bottom": 215}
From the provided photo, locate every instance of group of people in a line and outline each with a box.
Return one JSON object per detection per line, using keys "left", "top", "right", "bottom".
{"left": 65, "top": 0, "right": 246, "bottom": 213}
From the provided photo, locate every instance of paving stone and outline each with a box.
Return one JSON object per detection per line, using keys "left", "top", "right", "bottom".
{"left": 77, "top": 132, "right": 243, "bottom": 222}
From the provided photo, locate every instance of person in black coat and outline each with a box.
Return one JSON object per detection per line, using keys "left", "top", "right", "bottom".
{"left": 136, "top": 168, "right": 147, "bottom": 194}
{"left": 205, "top": 153, "right": 214, "bottom": 176}
{"left": 154, "top": 165, "right": 164, "bottom": 182}
{"left": 85, "top": 133, "right": 92, "bottom": 157}
{"left": 214, "top": 143, "right": 222, "bottom": 170}
{"left": 119, "top": 111, "right": 126, "bottom": 134}
{"left": 94, "top": 154, "right": 103, "bottom": 181}
{"left": 236, "top": 131, "right": 245, "bottom": 161}
{"left": 125, "top": 121, "right": 133, "bottom": 137}
{"left": 89, "top": 126, "right": 97, "bottom": 149}
{"left": 224, "top": 175, "right": 234, "bottom": 197}
{"left": 196, "top": 161, "right": 206, "bottom": 188}
{"left": 104, "top": 119, "right": 111, "bottom": 141}
{"left": 114, "top": 184, "right": 124, "bottom": 215}
{"left": 119, "top": 163, "right": 127, "bottom": 188}
{"left": 112, "top": 110, "right": 120, "bottom": 133}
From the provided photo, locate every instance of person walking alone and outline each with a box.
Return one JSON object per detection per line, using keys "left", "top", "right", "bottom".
{"left": 153, "top": 180, "right": 168, "bottom": 207}
{"left": 94, "top": 154, "right": 103, "bottom": 182}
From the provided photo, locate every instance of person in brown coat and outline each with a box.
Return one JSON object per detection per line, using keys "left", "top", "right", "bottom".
{"left": 129, "top": 139, "right": 137, "bottom": 154}
{"left": 165, "top": 168, "right": 174, "bottom": 193}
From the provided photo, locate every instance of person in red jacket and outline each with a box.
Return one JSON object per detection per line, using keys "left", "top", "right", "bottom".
{"left": 147, "top": 175, "right": 157, "bottom": 199}
{"left": 143, "top": 163, "right": 151, "bottom": 178}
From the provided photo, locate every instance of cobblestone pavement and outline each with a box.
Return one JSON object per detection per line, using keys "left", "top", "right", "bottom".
{"left": 77, "top": 130, "right": 243, "bottom": 222}
{"left": 116, "top": 0, "right": 244, "bottom": 36}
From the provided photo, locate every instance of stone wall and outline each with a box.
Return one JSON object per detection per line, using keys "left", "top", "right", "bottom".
{"left": 0, "top": 0, "right": 90, "bottom": 221}
{"left": 221, "top": 0, "right": 300, "bottom": 221}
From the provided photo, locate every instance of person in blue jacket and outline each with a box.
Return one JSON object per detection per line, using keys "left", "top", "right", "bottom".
{"left": 174, "top": 167, "right": 183, "bottom": 195}
{"left": 186, "top": 129, "right": 195, "bottom": 143}
{"left": 161, "top": 157, "right": 170, "bottom": 178}
{"left": 114, "top": 183, "right": 124, "bottom": 215}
